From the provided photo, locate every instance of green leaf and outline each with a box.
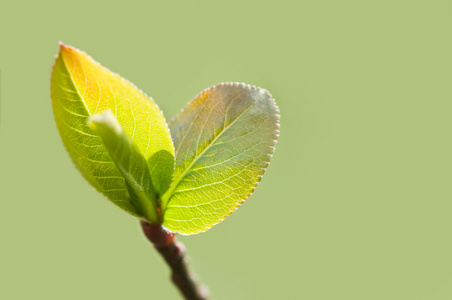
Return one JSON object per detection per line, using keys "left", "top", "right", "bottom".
{"left": 162, "top": 83, "right": 280, "bottom": 234}
{"left": 88, "top": 110, "right": 159, "bottom": 223}
{"left": 51, "top": 43, "right": 174, "bottom": 217}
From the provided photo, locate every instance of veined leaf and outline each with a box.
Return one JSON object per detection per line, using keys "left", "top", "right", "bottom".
{"left": 162, "top": 83, "right": 280, "bottom": 234}
{"left": 51, "top": 43, "right": 174, "bottom": 217}
{"left": 88, "top": 110, "right": 159, "bottom": 223}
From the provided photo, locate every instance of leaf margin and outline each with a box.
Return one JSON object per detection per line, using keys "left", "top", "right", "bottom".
{"left": 50, "top": 42, "right": 175, "bottom": 217}
{"left": 162, "top": 82, "right": 281, "bottom": 234}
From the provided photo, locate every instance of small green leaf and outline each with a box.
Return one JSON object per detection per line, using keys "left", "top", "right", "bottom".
{"left": 88, "top": 110, "right": 159, "bottom": 223}
{"left": 51, "top": 43, "right": 175, "bottom": 217}
{"left": 162, "top": 83, "right": 280, "bottom": 234}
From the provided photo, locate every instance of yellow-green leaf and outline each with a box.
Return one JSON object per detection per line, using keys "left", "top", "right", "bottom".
{"left": 162, "top": 83, "right": 280, "bottom": 234}
{"left": 88, "top": 110, "right": 159, "bottom": 223}
{"left": 51, "top": 43, "right": 174, "bottom": 217}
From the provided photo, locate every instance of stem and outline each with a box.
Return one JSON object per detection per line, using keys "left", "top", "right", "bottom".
{"left": 140, "top": 221, "right": 210, "bottom": 300}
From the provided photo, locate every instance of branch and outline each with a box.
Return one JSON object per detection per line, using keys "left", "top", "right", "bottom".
{"left": 141, "top": 221, "right": 210, "bottom": 300}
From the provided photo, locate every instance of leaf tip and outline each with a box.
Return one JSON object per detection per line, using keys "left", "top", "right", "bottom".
{"left": 58, "top": 41, "right": 72, "bottom": 52}
{"left": 57, "top": 43, "right": 83, "bottom": 63}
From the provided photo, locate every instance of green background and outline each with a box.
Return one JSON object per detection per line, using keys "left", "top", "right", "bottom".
{"left": 1, "top": 0, "right": 451, "bottom": 299}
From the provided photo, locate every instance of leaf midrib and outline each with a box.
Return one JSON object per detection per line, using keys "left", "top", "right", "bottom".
{"left": 162, "top": 99, "right": 255, "bottom": 209}
{"left": 61, "top": 54, "right": 92, "bottom": 119}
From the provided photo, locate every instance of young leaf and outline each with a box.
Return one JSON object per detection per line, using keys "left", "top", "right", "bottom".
{"left": 162, "top": 83, "right": 280, "bottom": 234}
{"left": 88, "top": 110, "right": 159, "bottom": 223}
{"left": 51, "top": 44, "right": 174, "bottom": 217}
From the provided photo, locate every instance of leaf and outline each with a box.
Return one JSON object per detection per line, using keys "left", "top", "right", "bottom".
{"left": 51, "top": 43, "right": 174, "bottom": 217}
{"left": 162, "top": 83, "right": 280, "bottom": 234}
{"left": 88, "top": 110, "right": 159, "bottom": 223}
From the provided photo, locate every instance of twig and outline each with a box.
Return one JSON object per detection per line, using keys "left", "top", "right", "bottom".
{"left": 141, "top": 221, "right": 210, "bottom": 300}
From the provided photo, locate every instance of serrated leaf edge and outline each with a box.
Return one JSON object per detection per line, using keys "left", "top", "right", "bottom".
{"left": 167, "top": 82, "right": 280, "bottom": 235}
{"left": 56, "top": 42, "right": 176, "bottom": 161}
{"left": 51, "top": 42, "right": 176, "bottom": 215}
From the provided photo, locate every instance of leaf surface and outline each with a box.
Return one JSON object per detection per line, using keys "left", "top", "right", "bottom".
{"left": 162, "top": 83, "right": 280, "bottom": 234}
{"left": 88, "top": 110, "right": 159, "bottom": 223}
{"left": 51, "top": 44, "right": 174, "bottom": 217}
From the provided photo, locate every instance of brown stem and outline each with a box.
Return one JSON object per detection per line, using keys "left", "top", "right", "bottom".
{"left": 140, "top": 221, "right": 210, "bottom": 300}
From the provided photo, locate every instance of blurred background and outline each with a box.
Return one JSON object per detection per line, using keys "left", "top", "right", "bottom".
{"left": 1, "top": 0, "right": 452, "bottom": 299}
